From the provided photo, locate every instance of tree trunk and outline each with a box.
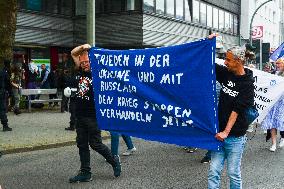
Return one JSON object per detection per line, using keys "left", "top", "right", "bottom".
{"left": 0, "top": 0, "right": 17, "bottom": 64}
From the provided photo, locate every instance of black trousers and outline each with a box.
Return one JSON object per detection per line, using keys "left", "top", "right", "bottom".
{"left": 0, "top": 93, "right": 8, "bottom": 127}
{"left": 61, "top": 95, "right": 69, "bottom": 112}
{"left": 69, "top": 98, "right": 76, "bottom": 128}
{"left": 76, "top": 117, "right": 115, "bottom": 172}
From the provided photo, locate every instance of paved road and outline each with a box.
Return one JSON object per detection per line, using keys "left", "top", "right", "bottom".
{"left": 0, "top": 132, "right": 283, "bottom": 189}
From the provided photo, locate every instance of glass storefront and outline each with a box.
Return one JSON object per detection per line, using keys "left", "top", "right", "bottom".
{"left": 156, "top": 0, "right": 165, "bottom": 15}
{"left": 144, "top": 0, "right": 154, "bottom": 12}
{"left": 17, "top": 0, "right": 73, "bottom": 16}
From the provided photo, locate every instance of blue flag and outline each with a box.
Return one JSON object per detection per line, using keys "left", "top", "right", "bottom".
{"left": 89, "top": 38, "right": 222, "bottom": 151}
{"left": 270, "top": 42, "right": 284, "bottom": 61}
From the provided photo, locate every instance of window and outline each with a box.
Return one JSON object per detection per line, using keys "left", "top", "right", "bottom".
{"left": 229, "top": 14, "right": 233, "bottom": 33}
{"left": 224, "top": 12, "right": 230, "bottom": 32}
{"left": 144, "top": 0, "right": 154, "bottom": 12}
{"left": 45, "top": 0, "right": 58, "bottom": 14}
{"left": 156, "top": 0, "right": 165, "bottom": 15}
{"left": 76, "top": 0, "right": 86, "bottom": 15}
{"left": 31, "top": 48, "right": 50, "bottom": 60}
{"left": 111, "top": 0, "right": 122, "bottom": 12}
{"left": 127, "top": 0, "right": 135, "bottom": 10}
{"left": 192, "top": 0, "right": 199, "bottom": 23}
{"left": 127, "top": 0, "right": 141, "bottom": 11}
{"left": 17, "top": 0, "right": 26, "bottom": 9}
{"left": 273, "top": 11, "right": 276, "bottom": 23}
{"left": 60, "top": 0, "right": 72, "bottom": 15}
{"left": 233, "top": 15, "right": 238, "bottom": 34}
{"left": 200, "top": 2, "right": 206, "bottom": 25}
{"left": 26, "top": 0, "right": 42, "bottom": 11}
{"left": 213, "top": 7, "right": 218, "bottom": 29}
{"left": 218, "top": 9, "right": 224, "bottom": 30}
{"left": 176, "top": 0, "right": 184, "bottom": 20}
{"left": 206, "top": 5, "right": 212, "bottom": 27}
{"left": 166, "top": 0, "right": 174, "bottom": 17}
{"left": 184, "top": 0, "right": 191, "bottom": 21}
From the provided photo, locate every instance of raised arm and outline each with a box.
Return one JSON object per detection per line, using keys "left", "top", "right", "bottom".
{"left": 71, "top": 44, "right": 91, "bottom": 69}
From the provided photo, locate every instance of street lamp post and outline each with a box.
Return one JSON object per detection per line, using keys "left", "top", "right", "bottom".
{"left": 87, "top": 0, "right": 95, "bottom": 46}
{"left": 249, "top": 0, "right": 273, "bottom": 45}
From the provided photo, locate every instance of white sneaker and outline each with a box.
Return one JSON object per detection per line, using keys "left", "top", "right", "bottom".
{"left": 269, "top": 144, "right": 277, "bottom": 152}
{"left": 122, "top": 147, "right": 137, "bottom": 156}
{"left": 247, "top": 124, "right": 254, "bottom": 133}
{"left": 279, "top": 138, "right": 284, "bottom": 148}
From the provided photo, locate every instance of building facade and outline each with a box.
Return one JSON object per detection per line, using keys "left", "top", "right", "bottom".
{"left": 14, "top": 0, "right": 77, "bottom": 70}
{"left": 95, "top": 0, "right": 241, "bottom": 51}
{"left": 14, "top": 0, "right": 241, "bottom": 69}
{"left": 240, "top": 0, "right": 282, "bottom": 48}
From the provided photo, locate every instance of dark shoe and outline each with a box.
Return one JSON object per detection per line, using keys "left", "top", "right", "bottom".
{"left": 3, "top": 127, "right": 12, "bottom": 132}
{"left": 69, "top": 170, "right": 92, "bottom": 183}
{"left": 186, "top": 147, "right": 197, "bottom": 153}
{"left": 201, "top": 156, "right": 211, "bottom": 164}
{"left": 65, "top": 127, "right": 75, "bottom": 131}
{"left": 14, "top": 109, "right": 21, "bottom": 115}
{"left": 112, "top": 155, "right": 121, "bottom": 177}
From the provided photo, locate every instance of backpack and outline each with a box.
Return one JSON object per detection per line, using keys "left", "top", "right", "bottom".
{"left": 245, "top": 106, "right": 259, "bottom": 125}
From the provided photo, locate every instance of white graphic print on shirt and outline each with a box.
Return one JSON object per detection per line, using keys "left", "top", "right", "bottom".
{"left": 221, "top": 80, "right": 239, "bottom": 98}
{"left": 77, "top": 76, "right": 92, "bottom": 100}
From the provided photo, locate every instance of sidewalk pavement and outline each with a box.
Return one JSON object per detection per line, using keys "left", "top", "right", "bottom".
{"left": 0, "top": 108, "right": 109, "bottom": 154}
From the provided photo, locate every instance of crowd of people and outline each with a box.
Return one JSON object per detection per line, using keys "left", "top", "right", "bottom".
{"left": 0, "top": 53, "right": 78, "bottom": 132}
{"left": 1, "top": 34, "right": 283, "bottom": 188}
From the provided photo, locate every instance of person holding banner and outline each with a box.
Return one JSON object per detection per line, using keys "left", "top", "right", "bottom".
{"left": 208, "top": 35, "right": 255, "bottom": 189}
{"left": 261, "top": 58, "right": 284, "bottom": 152}
{"left": 68, "top": 44, "right": 121, "bottom": 183}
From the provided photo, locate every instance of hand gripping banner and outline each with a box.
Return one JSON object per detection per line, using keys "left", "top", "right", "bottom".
{"left": 89, "top": 38, "right": 222, "bottom": 151}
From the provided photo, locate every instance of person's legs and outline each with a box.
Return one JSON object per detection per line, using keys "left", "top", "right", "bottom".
{"left": 61, "top": 95, "right": 69, "bottom": 112}
{"left": 270, "top": 128, "right": 277, "bottom": 152}
{"left": 279, "top": 131, "right": 284, "bottom": 148}
{"left": 226, "top": 136, "right": 246, "bottom": 189}
{"left": 69, "top": 119, "right": 92, "bottom": 183}
{"left": 121, "top": 135, "right": 136, "bottom": 156}
{"left": 12, "top": 89, "right": 21, "bottom": 114}
{"left": 87, "top": 117, "right": 121, "bottom": 177}
{"left": 280, "top": 131, "right": 284, "bottom": 138}
{"left": 66, "top": 98, "right": 76, "bottom": 131}
{"left": 201, "top": 150, "right": 211, "bottom": 163}
{"left": 111, "top": 132, "right": 120, "bottom": 156}
{"left": 76, "top": 124, "right": 91, "bottom": 172}
{"left": 208, "top": 148, "right": 226, "bottom": 189}
{"left": 122, "top": 135, "right": 134, "bottom": 150}
{"left": 0, "top": 94, "right": 11, "bottom": 131}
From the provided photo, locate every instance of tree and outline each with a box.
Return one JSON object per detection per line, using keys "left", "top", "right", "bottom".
{"left": 0, "top": 0, "right": 17, "bottom": 65}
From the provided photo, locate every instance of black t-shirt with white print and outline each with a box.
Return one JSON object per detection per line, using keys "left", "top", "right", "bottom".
{"left": 215, "top": 64, "right": 254, "bottom": 137}
{"left": 75, "top": 71, "right": 96, "bottom": 118}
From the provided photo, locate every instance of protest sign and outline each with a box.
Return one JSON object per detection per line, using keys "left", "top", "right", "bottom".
{"left": 250, "top": 68, "right": 284, "bottom": 123}
{"left": 89, "top": 38, "right": 222, "bottom": 151}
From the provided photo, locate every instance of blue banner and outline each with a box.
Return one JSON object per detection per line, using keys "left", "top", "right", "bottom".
{"left": 270, "top": 42, "right": 284, "bottom": 61}
{"left": 89, "top": 38, "right": 222, "bottom": 151}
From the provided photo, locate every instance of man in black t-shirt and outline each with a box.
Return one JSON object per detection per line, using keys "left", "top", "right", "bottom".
{"left": 208, "top": 35, "right": 254, "bottom": 189}
{"left": 68, "top": 44, "right": 121, "bottom": 183}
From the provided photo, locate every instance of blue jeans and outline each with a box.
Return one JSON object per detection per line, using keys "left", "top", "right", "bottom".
{"left": 111, "top": 132, "right": 134, "bottom": 156}
{"left": 208, "top": 135, "right": 247, "bottom": 189}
